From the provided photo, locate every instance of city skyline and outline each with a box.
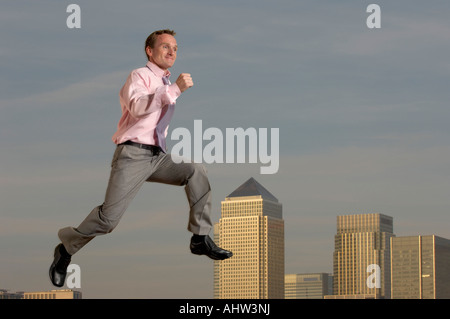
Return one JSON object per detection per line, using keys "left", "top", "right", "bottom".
{"left": 3, "top": 193, "right": 449, "bottom": 299}
{"left": 1, "top": 1, "right": 450, "bottom": 298}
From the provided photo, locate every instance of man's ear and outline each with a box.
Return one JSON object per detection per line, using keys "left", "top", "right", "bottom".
{"left": 145, "top": 46, "right": 152, "bottom": 60}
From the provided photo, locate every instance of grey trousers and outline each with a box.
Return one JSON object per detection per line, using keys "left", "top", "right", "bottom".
{"left": 58, "top": 144, "right": 213, "bottom": 255}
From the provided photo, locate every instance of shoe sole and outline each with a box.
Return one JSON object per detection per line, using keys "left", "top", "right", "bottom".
{"left": 190, "top": 245, "right": 233, "bottom": 260}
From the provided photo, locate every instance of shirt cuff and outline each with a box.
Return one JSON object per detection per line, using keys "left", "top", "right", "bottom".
{"left": 166, "top": 83, "right": 182, "bottom": 104}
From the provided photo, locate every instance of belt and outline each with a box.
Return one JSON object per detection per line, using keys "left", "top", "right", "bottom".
{"left": 119, "top": 141, "right": 162, "bottom": 155}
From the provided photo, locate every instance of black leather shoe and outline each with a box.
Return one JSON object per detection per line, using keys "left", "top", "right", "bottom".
{"left": 49, "top": 244, "right": 71, "bottom": 287}
{"left": 190, "top": 235, "right": 233, "bottom": 260}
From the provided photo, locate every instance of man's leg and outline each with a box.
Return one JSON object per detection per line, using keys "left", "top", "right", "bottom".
{"left": 50, "top": 146, "right": 232, "bottom": 287}
{"left": 147, "top": 153, "right": 232, "bottom": 260}
{"left": 147, "top": 153, "right": 213, "bottom": 235}
{"left": 58, "top": 145, "right": 154, "bottom": 255}
{"left": 50, "top": 145, "right": 154, "bottom": 286}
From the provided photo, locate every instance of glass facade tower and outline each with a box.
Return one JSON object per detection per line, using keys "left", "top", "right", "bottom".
{"left": 332, "top": 213, "right": 394, "bottom": 299}
{"left": 391, "top": 235, "right": 450, "bottom": 299}
{"left": 214, "top": 177, "right": 284, "bottom": 299}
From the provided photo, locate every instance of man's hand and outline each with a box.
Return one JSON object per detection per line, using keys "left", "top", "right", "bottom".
{"left": 176, "top": 73, "right": 193, "bottom": 93}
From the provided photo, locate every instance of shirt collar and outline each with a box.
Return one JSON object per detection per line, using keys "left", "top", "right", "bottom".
{"left": 146, "top": 61, "right": 171, "bottom": 78}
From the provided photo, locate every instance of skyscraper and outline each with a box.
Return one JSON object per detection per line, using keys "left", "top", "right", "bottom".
{"left": 391, "top": 235, "right": 450, "bottom": 299}
{"left": 214, "top": 177, "right": 284, "bottom": 299}
{"left": 285, "top": 273, "right": 332, "bottom": 299}
{"left": 331, "top": 213, "right": 394, "bottom": 299}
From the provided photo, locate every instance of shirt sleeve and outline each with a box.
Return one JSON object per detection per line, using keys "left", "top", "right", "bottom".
{"left": 120, "top": 70, "right": 181, "bottom": 119}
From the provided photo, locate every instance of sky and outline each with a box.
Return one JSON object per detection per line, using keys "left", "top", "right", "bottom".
{"left": 1, "top": 0, "right": 450, "bottom": 299}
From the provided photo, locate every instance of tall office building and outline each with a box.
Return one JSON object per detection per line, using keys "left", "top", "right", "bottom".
{"left": 331, "top": 213, "right": 394, "bottom": 299}
{"left": 214, "top": 177, "right": 284, "bottom": 299}
{"left": 391, "top": 235, "right": 450, "bottom": 299}
{"left": 285, "top": 273, "right": 332, "bottom": 299}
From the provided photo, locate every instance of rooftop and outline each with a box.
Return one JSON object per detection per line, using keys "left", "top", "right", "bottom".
{"left": 227, "top": 177, "right": 278, "bottom": 202}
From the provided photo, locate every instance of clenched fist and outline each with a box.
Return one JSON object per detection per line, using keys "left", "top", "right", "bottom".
{"left": 176, "top": 73, "right": 193, "bottom": 93}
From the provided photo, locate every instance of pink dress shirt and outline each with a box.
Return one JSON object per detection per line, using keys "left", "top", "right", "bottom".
{"left": 112, "top": 61, "right": 181, "bottom": 149}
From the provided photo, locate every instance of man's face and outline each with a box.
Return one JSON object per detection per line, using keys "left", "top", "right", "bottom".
{"left": 147, "top": 33, "right": 177, "bottom": 71}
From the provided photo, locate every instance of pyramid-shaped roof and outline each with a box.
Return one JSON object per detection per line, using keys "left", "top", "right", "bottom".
{"left": 227, "top": 177, "right": 278, "bottom": 202}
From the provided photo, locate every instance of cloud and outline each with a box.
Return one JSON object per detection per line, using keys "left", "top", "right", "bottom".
{"left": 0, "top": 216, "right": 64, "bottom": 237}
{"left": 333, "top": 15, "right": 450, "bottom": 57}
{"left": 268, "top": 141, "right": 450, "bottom": 220}
{"left": 0, "top": 70, "right": 127, "bottom": 111}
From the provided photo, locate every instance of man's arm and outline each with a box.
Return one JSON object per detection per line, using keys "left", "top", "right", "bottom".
{"left": 121, "top": 70, "right": 182, "bottom": 119}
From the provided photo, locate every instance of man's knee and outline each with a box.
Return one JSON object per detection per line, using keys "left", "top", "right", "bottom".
{"left": 188, "top": 162, "right": 209, "bottom": 184}
{"left": 195, "top": 162, "right": 208, "bottom": 176}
